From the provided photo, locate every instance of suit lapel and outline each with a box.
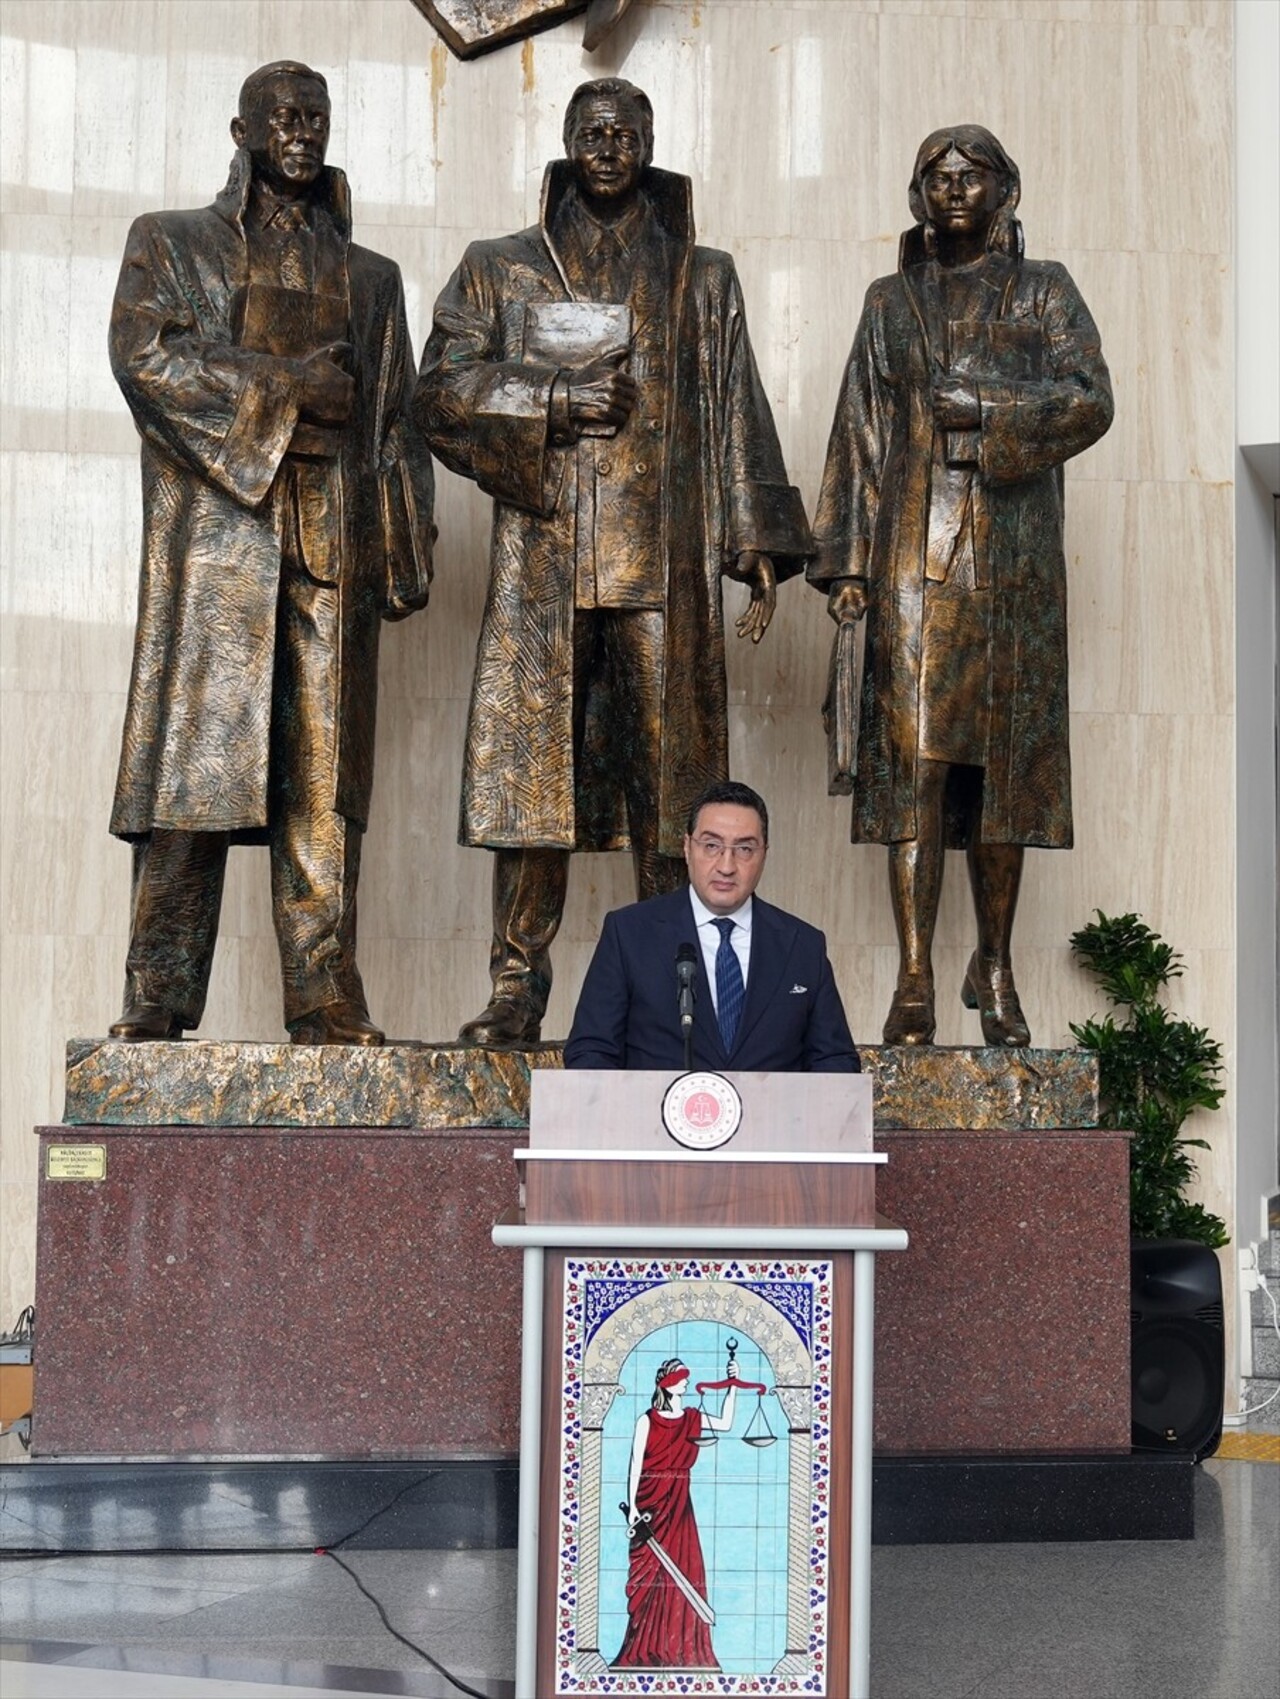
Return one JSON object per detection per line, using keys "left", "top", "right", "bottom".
{"left": 653, "top": 888, "right": 728, "bottom": 1066}
{"left": 728, "top": 897, "right": 794, "bottom": 1063}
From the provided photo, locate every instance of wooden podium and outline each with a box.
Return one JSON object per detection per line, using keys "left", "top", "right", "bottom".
{"left": 493, "top": 1069, "right": 906, "bottom": 1699}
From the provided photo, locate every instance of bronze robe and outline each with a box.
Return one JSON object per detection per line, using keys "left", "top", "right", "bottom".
{"left": 109, "top": 153, "right": 433, "bottom": 841}
{"left": 811, "top": 253, "right": 1112, "bottom": 848}
{"left": 417, "top": 163, "right": 811, "bottom": 859}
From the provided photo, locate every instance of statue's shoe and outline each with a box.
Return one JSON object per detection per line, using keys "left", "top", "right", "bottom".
{"left": 109, "top": 1003, "right": 184, "bottom": 1041}
{"left": 459, "top": 998, "right": 543, "bottom": 1049}
{"left": 289, "top": 1001, "right": 385, "bottom": 1046}
{"left": 882, "top": 977, "right": 936, "bottom": 1045}
{"left": 960, "top": 953, "right": 1031, "bottom": 1047}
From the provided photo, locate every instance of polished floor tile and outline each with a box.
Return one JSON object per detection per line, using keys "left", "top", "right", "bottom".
{"left": 0, "top": 1664, "right": 385, "bottom": 1698}
{"left": 1, "top": 1462, "right": 1275, "bottom": 1699}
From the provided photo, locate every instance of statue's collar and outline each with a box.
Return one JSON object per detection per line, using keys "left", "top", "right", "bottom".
{"left": 214, "top": 148, "right": 352, "bottom": 241}
{"left": 540, "top": 158, "right": 693, "bottom": 249}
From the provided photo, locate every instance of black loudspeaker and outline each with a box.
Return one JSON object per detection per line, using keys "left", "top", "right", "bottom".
{"left": 1130, "top": 1239, "right": 1224, "bottom": 1461}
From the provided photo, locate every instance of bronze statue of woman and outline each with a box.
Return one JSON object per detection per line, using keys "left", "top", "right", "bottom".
{"left": 811, "top": 126, "right": 1113, "bottom": 1046}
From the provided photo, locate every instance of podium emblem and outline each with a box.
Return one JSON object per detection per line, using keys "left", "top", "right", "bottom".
{"left": 661, "top": 1072, "right": 743, "bottom": 1149}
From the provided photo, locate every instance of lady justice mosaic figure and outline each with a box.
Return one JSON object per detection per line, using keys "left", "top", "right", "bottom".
{"left": 811, "top": 125, "right": 1113, "bottom": 1047}
{"left": 614, "top": 1357, "right": 738, "bottom": 1670}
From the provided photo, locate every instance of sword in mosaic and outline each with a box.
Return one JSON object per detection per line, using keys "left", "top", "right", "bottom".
{"left": 620, "top": 1503, "right": 716, "bottom": 1626}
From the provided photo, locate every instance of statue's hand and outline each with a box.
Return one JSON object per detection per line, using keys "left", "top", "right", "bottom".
{"left": 827, "top": 580, "right": 869, "bottom": 625}
{"left": 298, "top": 344, "right": 355, "bottom": 424}
{"left": 567, "top": 352, "right": 638, "bottom": 432}
{"left": 727, "top": 551, "right": 776, "bottom": 644}
{"left": 931, "top": 376, "right": 981, "bottom": 428}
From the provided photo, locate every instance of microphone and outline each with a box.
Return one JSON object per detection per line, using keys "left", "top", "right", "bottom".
{"left": 676, "top": 944, "right": 698, "bottom": 1031}
{"left": 676, "top": 944, "right": 698, "bottom": 1072}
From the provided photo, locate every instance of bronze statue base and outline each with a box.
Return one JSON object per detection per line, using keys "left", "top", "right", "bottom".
{"left": 64, "top": 1040, "right": 1098, "bottom": 1133}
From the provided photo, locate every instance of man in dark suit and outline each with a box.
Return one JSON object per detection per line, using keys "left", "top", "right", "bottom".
{"left": 564, "top": 782, "right": 860, "bottom": 1072}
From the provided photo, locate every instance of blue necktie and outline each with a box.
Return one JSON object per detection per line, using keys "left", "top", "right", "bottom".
{"left": 713, "top": 917, "right": 745, "bottom": 1054}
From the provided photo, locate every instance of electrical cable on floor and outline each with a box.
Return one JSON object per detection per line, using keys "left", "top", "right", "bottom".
{"left": 0, "top": 1466, "right": 511, "bottom": 1699}
{"left": 316, "top": 1468, "right": 505, "bottom": 1698}
{"left": 318, "top": 1545, "right": 493, "bottom": 1699}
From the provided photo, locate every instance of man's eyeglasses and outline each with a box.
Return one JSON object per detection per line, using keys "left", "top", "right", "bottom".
{"left": 689, "top": 835, "right": 763, "bottom": 862}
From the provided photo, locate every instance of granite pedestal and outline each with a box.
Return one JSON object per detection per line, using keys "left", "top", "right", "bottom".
{"left": 34, "top": 1041, "right": 1128, "bottom": 1466}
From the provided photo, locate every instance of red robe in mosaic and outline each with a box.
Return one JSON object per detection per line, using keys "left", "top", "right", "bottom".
{"left": 613, "top": 1407, "right": 718, "bottom": 1670}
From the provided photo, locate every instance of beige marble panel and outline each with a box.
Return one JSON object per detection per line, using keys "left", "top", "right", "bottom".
{"left": 1136, "top": 21, "right": 1232, "bottom": 256}
{"left": 874, "top": 9, "right": 970, "bottom": 247}
{"left": 783, "top": 9, "right": 880, "bottom": 247}
{"left": 163, "top": 16, "right": 266, "bottom": 214}
{"left": 190, "top": 931, "right": 289, "bottom": 1042}
{"left": 697, "top": 2, "right": 801, "bottom": 242}
{"left": 1061, "top": 247, "right": 1233, "bottom": 487}
{"left": 71, "top": 3, "right": 170, "bottom": 215}
{"left": 428, "top": 24, "right": 530, "bottom": 235}
{"left": 400, "top": 469, "right": 505, "bottom": 704}
{"left": 958, "top": 14, "right": 1143, "bottom": 260}
{"left": 359, "top": 937, "right": 494, "bottom": 1045}
{"left": 722, "top": 575, "right": 830, "bottom": 714}
{"left": 0, "top": 23, "right": 78, "bottom": 212}
{"left": 53, "top": 935, "right": 132, "bottom": 1058}
{"left": 67, "top": 230, "right": 137, "bottom": 429}
{"left": 1, "top": 219, "right": 72, "bottom": 435}
{"left": 0, "top": 455, "right": 70, "bottom": 676}
{"left": 356, "top": 220, "right": 484, "bottom": 391}
{"left": 1067, "top": 478, "right": 1235, "bottom": 717}
{"left": 786, "top": 238, "right": 893, "bottom": 499}
{"left": 1035, "top": 710, "right": 1235, "bottom": 951}
{"left": 358, "top": 698, "right": 484, "bottom": 943}
{"left": 214, "top": 840, "right": 275, "bottom": 946}
{"left": 0, "top": 935, "right": 55, "bottom": 1230}
{"left": 340, "top": 0, "right": 439, "bottom": 225}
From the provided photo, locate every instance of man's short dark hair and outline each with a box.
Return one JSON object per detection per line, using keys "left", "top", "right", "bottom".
{"left": 239, "top": 61, "right": 327, "bottom": 120}
{"left": 685, "top": 781, "right": 769, "bottom": 843}
{"left": 562, "top": 78, "right": 654, "bottom": 153}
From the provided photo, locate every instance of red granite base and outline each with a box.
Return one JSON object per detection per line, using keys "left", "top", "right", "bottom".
{"left": 874, "top": 1128, "right": 1132, "bottom": 1453}
{"left": 32, "top": 1126, "right": 525, "bottom": 1459}
{"left": 33, "top": 1116, "right": 1130, "bottom": 1460}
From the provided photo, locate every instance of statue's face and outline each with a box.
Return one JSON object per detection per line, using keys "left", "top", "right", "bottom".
{"left": 919, "top": 146, "right": 1005, "bottom": 241}
{"left": 231, "top": 74, "right": 330, "bottom": 197}
{"left": 566, "top": 93, "right": 649, "bottom": 208}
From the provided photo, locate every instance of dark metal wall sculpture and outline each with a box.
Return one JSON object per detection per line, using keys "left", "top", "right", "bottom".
{"left": 409, "top": 0, "right": 635, "bottom": 59}
{"left": 811, "top": 125, "right": 1113, "bottom": 1049}
{"left": 416, "top": 78, "right": 812, "bottom": 1048}
{"left": 107, "top": 60, "right": 435, "bottom": 1046}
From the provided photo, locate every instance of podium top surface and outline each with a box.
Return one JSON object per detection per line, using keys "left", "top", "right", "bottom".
{"left": 529, "top": 1069, "right": 872, "bottom": 1155}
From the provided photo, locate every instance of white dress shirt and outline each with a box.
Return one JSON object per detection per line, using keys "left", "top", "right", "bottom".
{"left": 688, "top": 888, "right": 753, "bottom": 1015}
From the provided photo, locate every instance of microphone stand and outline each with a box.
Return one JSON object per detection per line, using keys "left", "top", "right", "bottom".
{"left": 676, "top": 947, "right": 697, "bottom": 1073}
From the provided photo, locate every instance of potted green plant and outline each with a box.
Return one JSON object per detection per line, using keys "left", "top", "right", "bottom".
{"left": 1070, "top": 910, "right": 1227, "bottom": 1247}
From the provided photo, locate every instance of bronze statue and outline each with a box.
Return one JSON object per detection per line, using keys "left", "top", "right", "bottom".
{"left": 811, "top": 125, "right": 1113, "bottom": 1047}
{"left": 417, "top": 77, "right": 812, "bottom": 1048}
{"left": 107, "top": 61, "right": 434, "bottom": 1045}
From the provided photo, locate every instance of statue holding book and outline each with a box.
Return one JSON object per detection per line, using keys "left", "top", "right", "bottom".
{"left": 418, "top": 77, "right": 812, "bottom": 1048}
{"left": 811, "top": 125, "right": 1113, "bottom": 1048}
{"left": 107, "top": 61, "right": 434, "bottom": 1045}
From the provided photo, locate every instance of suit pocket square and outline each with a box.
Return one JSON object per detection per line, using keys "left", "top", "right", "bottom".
{"left": 790, "top": 984, "right": 807, "bottom": 994}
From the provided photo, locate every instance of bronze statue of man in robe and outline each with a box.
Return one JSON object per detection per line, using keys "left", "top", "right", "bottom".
{"left": 107, "top": 61, "right": 434, "bottom": 1045}
{"left": 811, "top": 125, "right": 1113, "bottom": 1047}
{"left": 418, "top": 77, "right": 812, "bottom": 1048}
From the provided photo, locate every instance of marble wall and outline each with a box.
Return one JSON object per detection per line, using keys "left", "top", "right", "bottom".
{"left": 1, "top": 0, "right": 1237, "bottom": 1360}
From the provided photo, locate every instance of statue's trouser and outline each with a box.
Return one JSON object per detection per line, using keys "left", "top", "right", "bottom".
{"left": 120, "top": 558, "right": 367, "bottom": 1031}
{"left": 888, "top": 757, "right": 1024, "bottom": 981}
{"left": 484, "top": 608, "right": 686, "bottom": 1017}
